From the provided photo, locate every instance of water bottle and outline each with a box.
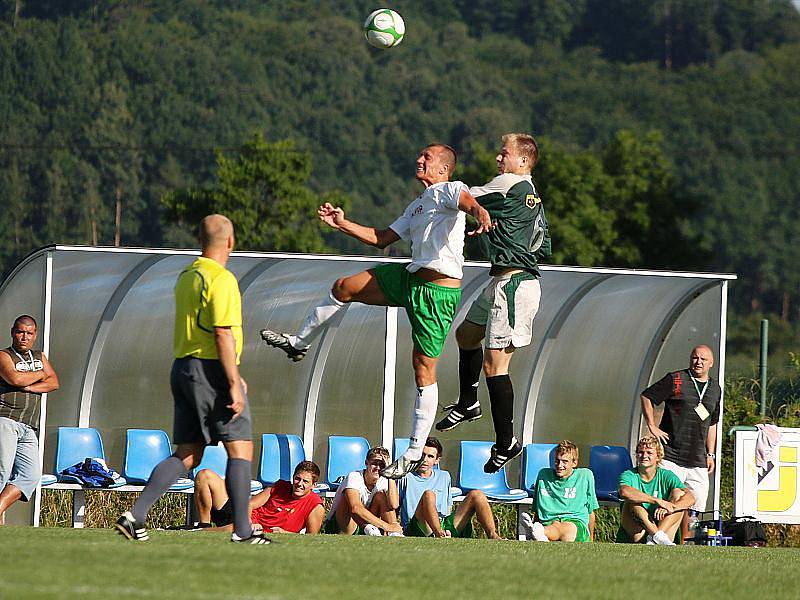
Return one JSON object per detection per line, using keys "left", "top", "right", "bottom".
{"left": 687, "top": 510, "right": 699, "bottom": 544}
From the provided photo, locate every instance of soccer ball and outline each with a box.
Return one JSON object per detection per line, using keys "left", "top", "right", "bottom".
{"left": 363, "top": 9, "right": 405, "bottom": 49}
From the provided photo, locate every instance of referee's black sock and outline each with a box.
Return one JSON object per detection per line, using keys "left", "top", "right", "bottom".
{"left": 226, "top": 457, "right": 253, "bottom": 539}
{"left": 458, "top": 347, "right": 483, "bottom": 409}
{"left": 131, "top": 455, "right": 186, "bottom": 523}
{"left": 486, "top": 374, "right": 515, "bottom": 449}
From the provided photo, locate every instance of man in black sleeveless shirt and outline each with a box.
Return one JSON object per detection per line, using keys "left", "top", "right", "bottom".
{"left": 0, "top": 315, "right": 59, "bottom": 524}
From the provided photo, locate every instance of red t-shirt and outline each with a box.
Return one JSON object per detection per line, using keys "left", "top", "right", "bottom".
{"left": 250, "top": 479, "right": 323, "bottom": 532}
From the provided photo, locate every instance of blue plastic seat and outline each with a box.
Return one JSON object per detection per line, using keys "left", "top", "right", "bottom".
{"left": 54, "top": 427, "right": 125, "bottom": 487}
{"left": 589, "top": 445, "right": 633, "bottom": 502}
{"left": 327, "top": 436, "right": 370, "bottom": 489}
{"left": 394, "top": 437, "right": 461, "bottom": 495}
{"left": 192, "top": 442, "right": 263, "bottom": 494}
{"left": 123, "top": 429, "right": 193, "bottom": 491}
{"left": 521, "top": 443, "right": 558, "bottom": 496}
{"left": 259, "top": 434, "right": 306, "bottom": 485}
{"left": 393, "top": 437, "right": 410, "bottom": 460}
{"left": 458, "top": 441, "right": 528, "bottom": 502}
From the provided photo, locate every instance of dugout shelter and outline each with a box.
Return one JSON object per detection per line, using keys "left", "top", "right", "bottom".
{"left": 0, "top": 246, "right": 735, "bottom": 526}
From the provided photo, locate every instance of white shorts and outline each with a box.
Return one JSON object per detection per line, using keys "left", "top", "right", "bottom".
{"left": 464, "top": 272, "right": 541, "bottom": 349}
{"left": 660, "top": 458, "right": 710, "bottom": 512}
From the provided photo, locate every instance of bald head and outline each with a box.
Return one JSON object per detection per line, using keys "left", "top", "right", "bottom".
{"left": 689, "top": 345, "right": 714, "bottom": 380}
{"left": 13, "top": 315, "right": 37, "bottom": 330}
{"left": 199, "top": 214, "right": 234, "bottom": 251}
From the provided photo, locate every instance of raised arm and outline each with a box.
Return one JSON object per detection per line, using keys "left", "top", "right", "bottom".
{"left": 458, "top": 188, "right": 493, "bottom": 236}
{"left": 318, "top": 203, "right": 401, "bottom": 249}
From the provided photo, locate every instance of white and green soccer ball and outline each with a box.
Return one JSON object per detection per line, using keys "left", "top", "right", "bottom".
{"left": 363, "top": 9, "right": 405, "bottom": 49}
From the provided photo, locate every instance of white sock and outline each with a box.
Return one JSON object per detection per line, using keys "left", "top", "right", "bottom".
{"left": 531, "top": 521, "right": 550, "bottom": 542}
{"left": 290, "top": 292, "right": 346, "bottom": 349}
{"left": 652, "top": 530, "right": 675, "bottom": 545}
{"left": 404, "top": 384, "right": 438, "bottom": 461}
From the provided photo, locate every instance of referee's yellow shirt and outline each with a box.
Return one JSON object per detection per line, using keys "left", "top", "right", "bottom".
{"left": 173, "top": 257, "right": 243, "bottom": 363}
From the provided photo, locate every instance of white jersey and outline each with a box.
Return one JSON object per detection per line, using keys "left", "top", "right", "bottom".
{"left": 388, "top": 180, "right": 467, "bottom": 279}
{"left": 327, "top": 469, "right": 389, "bottom": 517}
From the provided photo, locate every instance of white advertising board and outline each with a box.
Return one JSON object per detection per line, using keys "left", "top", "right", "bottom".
{"left": 735, "top": 427, "right": 800, "bottom": 524}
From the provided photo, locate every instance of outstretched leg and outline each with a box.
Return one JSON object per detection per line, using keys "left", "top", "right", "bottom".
{"left": 262, "top": 269, "right": 389, "bottom": 360}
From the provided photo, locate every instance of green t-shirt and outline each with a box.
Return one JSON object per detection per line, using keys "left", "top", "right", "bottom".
{"left": 534, "top": 467, "right": 599, "bottom": 527}
{"left": 618, "top": 467, "right": 685, "bottom": 512}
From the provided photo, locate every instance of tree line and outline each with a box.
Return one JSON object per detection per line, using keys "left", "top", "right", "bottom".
{"left": 0, "top": 0, "right": 798, "bottom": 348}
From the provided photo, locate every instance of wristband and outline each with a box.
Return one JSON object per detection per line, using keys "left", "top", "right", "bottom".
{"left": 706, "top": 453, "right": 715, "bottom": 458}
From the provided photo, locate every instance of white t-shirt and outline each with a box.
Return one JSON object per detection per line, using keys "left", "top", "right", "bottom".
{"left": 388, "top": 180, "right": 467, "bottom": 279}
{"left": 328, "top": 469, "right": 389, "bottom": 516}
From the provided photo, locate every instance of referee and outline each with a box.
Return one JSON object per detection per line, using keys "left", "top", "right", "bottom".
{"left": 117, "top": 214, "right": 269, "bottom": 544}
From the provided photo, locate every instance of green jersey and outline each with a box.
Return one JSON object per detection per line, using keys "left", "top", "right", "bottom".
{"left": 618, "top": 467, "right": 685, "bottom": 512}
{"left": 534, "top": 468, "right": 599, "bottom": 526}
{"left": 469, "top": 173, "right": 551, "bottom": 275}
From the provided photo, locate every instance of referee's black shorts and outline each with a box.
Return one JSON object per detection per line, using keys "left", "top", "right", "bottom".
{"left": 171, "top": 356, "right": 252, "bottom": 445}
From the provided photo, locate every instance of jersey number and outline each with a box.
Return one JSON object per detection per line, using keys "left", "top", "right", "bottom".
{"left": 563, "top": 487, "right": 577, "bottom": 499}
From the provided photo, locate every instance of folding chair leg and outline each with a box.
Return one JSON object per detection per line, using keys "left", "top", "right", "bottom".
{"left": 72, "top": 489, "right": 86, "bottom": 528}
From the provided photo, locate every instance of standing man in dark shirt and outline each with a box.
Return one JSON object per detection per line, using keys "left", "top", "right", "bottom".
{"left": 435, "top": 133, "right": 551, "bottom": 473}
{"left": 640, "top": 344, "right": 721, "bottom": 541}
{"left": 0, "top": 315, "right": 59, "bottom": 525}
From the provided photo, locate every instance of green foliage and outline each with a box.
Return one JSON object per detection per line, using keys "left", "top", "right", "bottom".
{"left": 162, "top": 133, "right": 349, "bottom": 252}
{"left": 0, "top": 1, "right": 798, "bottom": 325}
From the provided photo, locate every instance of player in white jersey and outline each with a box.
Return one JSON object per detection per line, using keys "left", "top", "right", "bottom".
{"left": 261, "top": 144, "right": 492, "bottom": 479}
{"left": 436, "top": 133, "right": 551, "bottom": 473}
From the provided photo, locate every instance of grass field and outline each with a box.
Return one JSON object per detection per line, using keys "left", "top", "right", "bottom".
{"left": 1, "top": 527, "right": 797, "bottom": 599}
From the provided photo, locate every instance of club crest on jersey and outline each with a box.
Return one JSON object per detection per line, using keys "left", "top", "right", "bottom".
{"left": 412, "top": 205, "right": 424, "bottom": 216}
{"left": 525, "top": 193, "right": 541, "bottom": 209}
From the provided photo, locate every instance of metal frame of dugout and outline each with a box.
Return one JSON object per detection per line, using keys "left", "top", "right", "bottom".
{"left": 0, "top": 245, "right": 736, "bottom": 527}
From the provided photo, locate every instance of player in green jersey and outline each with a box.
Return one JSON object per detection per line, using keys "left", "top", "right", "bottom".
{"left": 617, "top": 435, "right": 695, "bottom": 545}
{"left": 436, "top": 133, "right": 551, "bottom": 473}
{"left": 520, "top": 440, "right": 598, "bottom": 542}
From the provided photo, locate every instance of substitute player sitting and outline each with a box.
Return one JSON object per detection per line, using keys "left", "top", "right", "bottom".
{"left": 194, "top": 460, "right": 324, "bottom": 534}
{"left": 617, "top": 435, "right": 695, "bottom": 545}
{"left": 261, "top": 144, "right": 492, "bottom": 479}
{"left": 520, "top": 440, "right": 598, "bottom": 542}
{"left": 323, "top": 446, "right": 403, "bottom": 536}
{"left": 398, "top": 437, "right": 501, "bottom": 539}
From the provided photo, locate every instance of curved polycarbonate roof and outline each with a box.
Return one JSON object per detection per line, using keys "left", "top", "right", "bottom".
{"left": 0, "top": 246, "right": 735, "bottom": 525}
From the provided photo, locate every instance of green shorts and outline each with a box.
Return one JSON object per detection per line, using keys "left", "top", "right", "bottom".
{"left": 543, "top": 518, "right": 590, "bottom": 543}
{"left": 322, "top": 518, "right": 362, "bottom": 535}
{"left": 372, "top": 263, "right": 461, "bottom": 358}
{"left": 405, "top": 511, "right": 473, "bottom": 539}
